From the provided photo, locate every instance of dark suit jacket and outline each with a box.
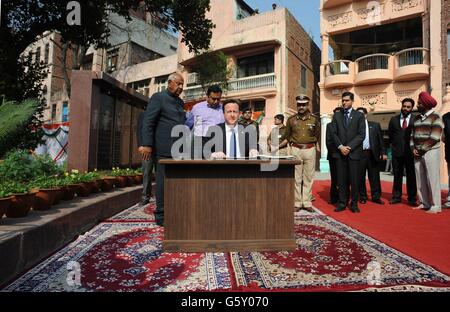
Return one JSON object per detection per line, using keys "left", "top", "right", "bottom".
{"left": 141, "top": 90, "right": 186, "bottom": 158}
{"left": 206, "top": 123, "right": 257, "bottom": 158}
{"left": 326, "top": 122, "right": 337, "bottom": 160}
{"left": 366, "top": 121, "right": 386, "bottom": 162}
{"left": 330, "top": 109, "right": 366, "bottom": 160}
{"left": 442, "top": 112, "right": 450, "bottom": 162}
{"left": 388, "top": 114, "right": 415, "bottom": 157}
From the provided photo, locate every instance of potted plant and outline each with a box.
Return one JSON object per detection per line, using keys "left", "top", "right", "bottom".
{"left": 5, "top": 182, "right": 36, "bottom": 218}
{"left": 67, "top": 169, "right": 96, "bottom": 197}
{"left": 0, "top": 183, "right": 13, "bottom": 219}
{"left": 58, "top": 174, "right": 79, "bottom": 200}
{"left": 133, "top": 168, "right": 143, "bottom": 184}
{"left": 30, "top": 177, "right": 60, "bottom": 210}
{"left": 110, "top": 167, "right": 128, "bottom": 188}
{"left": 98, "top": 170, "right": 116, "bottom": 192}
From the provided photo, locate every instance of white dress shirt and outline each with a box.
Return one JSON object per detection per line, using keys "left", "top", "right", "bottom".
{"left": 400, "top": 114, "right": 411, "bottom": 128}
{"left": 225, "top": 124, "right": 241, "bottom": 158}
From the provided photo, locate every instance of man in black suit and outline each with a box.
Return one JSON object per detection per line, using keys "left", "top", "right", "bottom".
{"left": 387, "top": 98, "right": 417, "bottom": 205}
{"left": 356, "top": 107, "right": 387, "bottom": 205}
{"left": 330, "top": 92, "right": 366, "bottom": 213}
{"left": 140, "top": 72, "right": 187, "bottom": 226}
{"left": 326, "top": 106, "right": 343, "bottom": 205}
{"left": 206, "top": 99, "right": 258, "bottom": 159}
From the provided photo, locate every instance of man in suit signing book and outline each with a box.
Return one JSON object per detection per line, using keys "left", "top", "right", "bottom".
{"left": 206, "top": 99, "right": 258, "bottom": 159}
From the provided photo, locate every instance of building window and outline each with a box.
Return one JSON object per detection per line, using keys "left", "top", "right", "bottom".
{"left": 237, "top": 52, "right": 274, "bottom": 78}
{"left": 106, "top": 48, "right": 119, "bottom": 72}
{"left": 35, "top": 47, "right": 41, "bottom": 64}
{"left": 44, "top": 43, "right": 50, "bottom": 64}
{"left": 301, "top": 65, "right": 307, "bottom": 89}
{"left": 62, "top": 101, "right": 69, "bottom": 122}
{"left": 51, "top": 104, "right": 57, "bottom": 121}
{"left": 155, "top": 76, "right": 168, "bottom": 93}
{"left": 128, "top": 79, "right": 150, "bottom": 97}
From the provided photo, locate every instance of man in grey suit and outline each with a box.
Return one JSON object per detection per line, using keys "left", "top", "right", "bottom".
{"left": 140, "top": 72, "right": 186, "bottom": 226}
{"left": 330, "top": 92, "right": 366, "bottom": 213}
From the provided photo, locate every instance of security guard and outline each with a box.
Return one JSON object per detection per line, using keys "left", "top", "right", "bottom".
{"left": 267, "top": 114, "right": 288, "bottom": 156}
{"left": 239, "top": 107, "right": 260, "bottom": 149}
{"left": 282, "top": 94, "right": 320, "bottom": 212}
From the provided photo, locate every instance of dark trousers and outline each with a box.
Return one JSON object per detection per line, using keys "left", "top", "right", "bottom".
{"left": 155, "top": 157, "right": 168, "bottom": 224}
{"left": 328, "top": 157, "right": 339, "bottom": 203}
{"left": 336, "top": 156, "right": 360, "bottom": 206}
{"left": 392, "top": 154, "right": 417, "bottom": 202}
{"left": 141, "top": 157, "right": 154, "bottom": 201}
{"left": 358, "top": 151, "right": 382, "bottom": 200}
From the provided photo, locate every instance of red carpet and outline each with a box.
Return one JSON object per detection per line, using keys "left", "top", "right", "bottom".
{"left": 313, "top": 180, "right": 450, "bottom": 276}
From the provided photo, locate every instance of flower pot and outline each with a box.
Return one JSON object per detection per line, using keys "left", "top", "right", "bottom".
{"left": 127, "top": 176, "right": 135, "bottom": 186}
{"left": 93, "top": 179, "right": 103, "bottom": 193}
{"left": 63, "top": 184, "right": 79, "bottom": 200}
{"left": 134, "top": 174, "right": 143, "bottom": 184}
{"left": 53, "top": 188, "right": 64, "bottom": 205}
{"left": 101, "top": 177, "right": 115, "bottom": 192}
{"left": 76, "top": 183, "right": 92, "bottom": 197}
{"left": 115, "top": 176, "right": 128, "bottom": 188}
{"left": 7, "top": 192, "right": 37, "bottom": 218}
{"left": 0, "top": 196, "right": 12, "bottom": 219}
{"left": 34, "top": 188, "right": 59, "bottom": 211}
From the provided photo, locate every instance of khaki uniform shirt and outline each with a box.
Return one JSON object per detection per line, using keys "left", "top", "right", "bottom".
{"left": 267, "top": 125, "right": 287, "bottom": 147}
{"left": 285, "top": 113, "right": 319, "bottom": 144}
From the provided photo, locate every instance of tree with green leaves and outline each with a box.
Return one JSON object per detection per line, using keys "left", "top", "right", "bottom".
{"left": 0, "top": 0, "right": 215, "bottom": 101}
{"left": 193, "top": 51, "right": 233, "bottom": 93}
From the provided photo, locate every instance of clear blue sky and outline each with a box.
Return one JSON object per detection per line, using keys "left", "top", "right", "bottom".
{"left": 244, "top": 0, "right": 322, "bottom": 48}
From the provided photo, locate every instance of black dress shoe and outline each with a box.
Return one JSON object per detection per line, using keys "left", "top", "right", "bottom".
{"left": 350, "top": 205, "right": 360, "bottom": 213}
{"left": 372, "top": 198, "right": 384, "bottom": 205}
{"left": 389, "top": 198, "right": 401, "bottom": 204}
{"left": 155, "top": 220, "right": 164, "bottom": 227}
{"left": 334, "top": 205, "right": 346, "bottom": 212}
{"left": 359, "top": 199, "right": 367, "bottom": 204}
{"left": 408, "top": 200, "right": 418, "bottom": 207}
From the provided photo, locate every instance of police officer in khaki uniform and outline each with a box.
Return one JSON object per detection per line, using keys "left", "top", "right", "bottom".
{"left": 239, "top": 107, "right": 260, "bottom": 147}
{"left": 282, "top": 95, "right": 320, "bottom": 212}
{"left": 267, "top": 114, "right": 288, "bottom": 156}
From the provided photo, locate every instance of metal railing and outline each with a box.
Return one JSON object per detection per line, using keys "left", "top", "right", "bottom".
{"left": 355, "top": 54, "right": 390, "bottom": 73}
{"left": 325, "top": 60, "right": 351, "bottom": 76}
{"left": 228, "top": 73, "right": 276, "bottom": 91}
{"left": 183, "top": 73, "right": 276, "bottom": 101}
{"left": 396, "top": 47, "right": 429, "bottom": 67}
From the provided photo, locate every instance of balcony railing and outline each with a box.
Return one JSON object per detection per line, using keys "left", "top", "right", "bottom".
{"left": 356, "top": 54, "right": 390, "bottom": 73}
{"left": 396, "top": 48, "right": 428, "bottom": 67}
{"left": 228, "top": 73, "right": 276, "bottom": 91}
{"left": 325, "top": 60, "right": 351, "bottom": 76}
{"left": 233, "top": 10, "right": 282, "bottom": 33}
{"left": 183, "top": 73, "right": 276, "bottom": 101}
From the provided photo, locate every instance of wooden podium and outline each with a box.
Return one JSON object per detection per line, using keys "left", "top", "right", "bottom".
{"left": 160, "top": 159, "right": 299, "bottom": 252}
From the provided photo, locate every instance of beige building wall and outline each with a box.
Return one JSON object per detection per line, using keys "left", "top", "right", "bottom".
{"left": 319, "top": 0, "right": 450, "bottom": 183}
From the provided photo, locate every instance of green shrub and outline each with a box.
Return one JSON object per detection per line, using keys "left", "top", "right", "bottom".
{"left": 0, "top": 149, "right": 36, "bottom": 182}
{"left": 29, "top": 176, "right": 60, "bottom": 190}
{"left": 32, "top": 154, "right": 64, "bottom": 177}
{"left": 0, "top": 181, "right": 31, "bottom": 196}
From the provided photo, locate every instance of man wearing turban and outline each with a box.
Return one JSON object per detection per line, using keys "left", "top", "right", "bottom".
{"left": 410, "top": 91, "right": 443, "bottom": 213}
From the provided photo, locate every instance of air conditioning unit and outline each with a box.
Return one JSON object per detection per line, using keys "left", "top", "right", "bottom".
{"left": 187, "top": 72, "right": 199, "bottom": 85}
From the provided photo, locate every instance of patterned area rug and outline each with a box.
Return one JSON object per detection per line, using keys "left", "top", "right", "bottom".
{"left": 230, "top": 215, "right": 450, "bottom": 291}
{"left": 3, "top": 207, "right": 450, "bottom": 292}
{"left": 3, "top": 222, "right": 232, "bottom": 292}
{"left": 106, "top": 202, "right": 156, "bottom": 222}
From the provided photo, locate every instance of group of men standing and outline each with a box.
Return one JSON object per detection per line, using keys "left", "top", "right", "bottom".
{"left": 136, "top": 71, "right": 447, "bottom": 227}
{"left": 326, "top": 91, "right": 445, "bottom": 214}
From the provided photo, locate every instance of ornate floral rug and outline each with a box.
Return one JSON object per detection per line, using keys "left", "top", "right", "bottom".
{"left": 105, "top": 202, "right": 156, "bottom": 222}
{"left": 3, "top": 209, "right": 450, "bottom": 292}
{"left": 2, "top": 223, "right": 232, "bottom": 292}
{"left": 230, "top": 215, "right": 450, "bottom": 291}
